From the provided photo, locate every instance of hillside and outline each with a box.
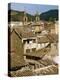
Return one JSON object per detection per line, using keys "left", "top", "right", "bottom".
{"left": 8, "top": 10, "right": 35, "bottom": 22}
{"left": 40, "top": 9, "right": 58, "bottom": 21}
{"left": 8, "top": 9, "right": 58, "bottom": 22}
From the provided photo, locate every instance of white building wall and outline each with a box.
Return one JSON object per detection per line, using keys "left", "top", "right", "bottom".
{"left": 9, "top": 22, "right": 23, "bottom": 27}
{"left": 24, "top": 41, "right": 49, "bottom": 53}
{"left": 36, "top": 43, "right": 49, "bottom": 50}
{"left": 24, "top": 42, "right": 37, "bottom": 50}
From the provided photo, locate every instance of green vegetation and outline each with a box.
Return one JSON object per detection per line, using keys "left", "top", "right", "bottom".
{"left": 40, "top": 9, "right": 58, "bottom": 21}
{"left": 8, "top": 9, "right": 58, "bottom": 22}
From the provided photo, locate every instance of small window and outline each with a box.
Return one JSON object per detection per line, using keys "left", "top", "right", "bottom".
{"left": 33, "top": 39, "right": 36, "bottom": 43}
{"left": 23, "top": 40, "right": 26, "bottom": 44}
{"left": 27, "top": 40, "right": 29, "bottom": 44}
{"left": 32, "top": 48, "right": 36, "bottom": 52}
{"left": 26, "top": 49, "right": 30, "bottom": 53}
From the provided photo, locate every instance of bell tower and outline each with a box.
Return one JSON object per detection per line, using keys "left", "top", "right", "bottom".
{"left": 35, "top": 11, "right": 40, "bottom": 22}
{"left": 23, "top": 11, "right": 28, "bottom": 23}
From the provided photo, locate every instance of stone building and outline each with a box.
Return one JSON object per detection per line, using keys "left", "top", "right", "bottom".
{"left": 8, "top": 27, "right": 27, "bottom": 71}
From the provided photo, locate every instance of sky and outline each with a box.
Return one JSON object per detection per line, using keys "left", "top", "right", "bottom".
{"left": 9, "top": 3, "right": 58, "bottom": 15}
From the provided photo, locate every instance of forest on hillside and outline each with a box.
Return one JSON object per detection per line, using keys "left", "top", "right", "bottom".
{"left": 8, "top": 9, "right": 58, "bottom": 22}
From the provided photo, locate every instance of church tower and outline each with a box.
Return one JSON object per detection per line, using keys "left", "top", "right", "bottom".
{"left": 23, "top": 11, "right": 28, "bottom": 24}
{"left": 35, "top": 11, "right": 40, "bottom": 22}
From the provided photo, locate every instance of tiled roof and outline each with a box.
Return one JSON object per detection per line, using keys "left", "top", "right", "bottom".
{"left": 46, "top": 34, "right": 58, "bottom": 43}
{"left": 37, "top": 34, "right": 58, "bottom": 43}
{"left": 37, "top": 36, "right": 50, "bottom": 43}
{"left": 11, "top": 26, "right": 36, "bottom": 38}
{"left": 10, "top": 26, "right": 58, "bottom": 43}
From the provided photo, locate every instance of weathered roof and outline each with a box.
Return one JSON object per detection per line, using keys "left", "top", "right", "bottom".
{"left": 10, "top": 70, "right": 33, "bottom": 76}
{"left": 38, "top": 59, "right": 55, "bottom": 67}
{"left": 44, "top": 22, "right": 55, "bottom": 30}
{"left": 10, "top": 27, "right": 58, "bottom": 43}
{"left": 37, "top": 34, "right": 58, "bottom": 43}
{"left": 22, "top": 31, "right": 36, "bottom": 38}
{"left": 37, "top": 36, "right": 50, "bottom": 43}
{"left": 46, "top": 34, "right": 58, "bottom": 43}
{"left": 11, "top": 26, "right": 36, "bottom": 38}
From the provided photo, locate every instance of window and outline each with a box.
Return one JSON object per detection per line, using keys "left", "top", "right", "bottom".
{"left": 32, "top": 48, "right": 36, "bottom": 52}
{"left": 26, "top": 49, "right": 30, "bottom": 53}
{"left": 27, "top": 40, "right": 29, "bottom": 44}
{"left": 33, "top": 39, "right": 36, "bottom": 43}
